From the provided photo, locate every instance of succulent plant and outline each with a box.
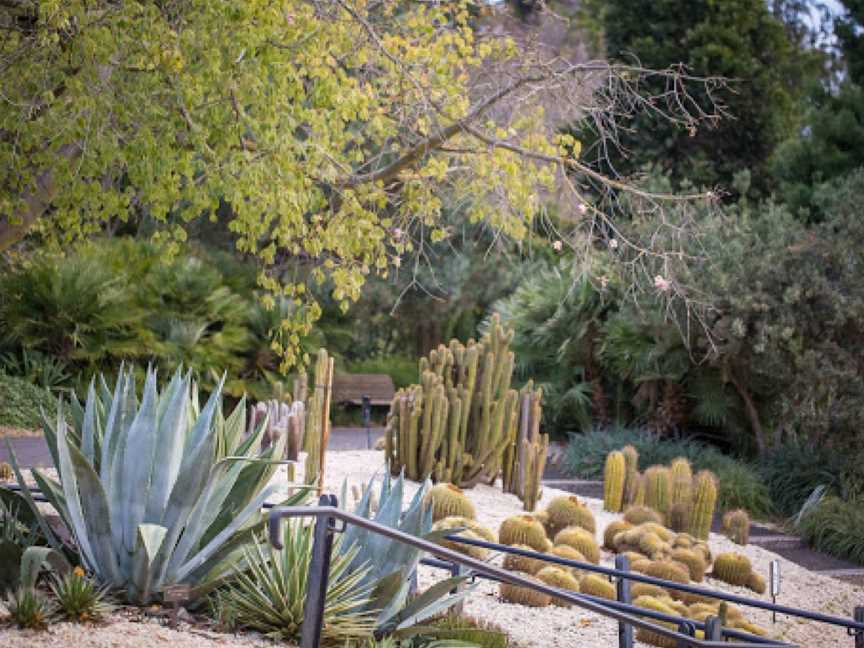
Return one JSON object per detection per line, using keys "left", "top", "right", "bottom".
{"left": 499, "top": 575, "right": 551, "bottom": 607}
{"left": 622, "top": 444, "right": 639, "bottom": 473}
{"left": 547, "top": 544, "right": 586, "bottom": 577}
{"left": 535, "top": 566, "right": 579, "bottom": 606}
{"left": 553, "top": 526, "right": 599, "bottom": 564}
{"left": 712, "top": 552, "right": 753, "bottom": 587}
{"left": 633, "top": 595, "right": 679, "bottom": 648}
{"left": 603, "top": 451, "right": 626, "bottom": 512}
{"left": 747, "top": 572, "right": 767, "bottom": 595}
{"left": 670, "top": 457, "right": 693, "bottom": 507}
{"left": 0, "top": 462, "right": 13, "bottom": 482}
{"left": 544, "top": 495, "right": 595, "bottom": 537}
{"left": 502, "top": 544, "right": 548, "bottom": 575}
{"left": 50, "top": 570, "right": 114, "bottom": 622}
{"left": 638, "top": 531, "right": 670, "bottom": 559}
{"left": 630, "top": 582, "right": 669, "bottom": 599}
{"left": 644, "top": 466, "right": 672, "bottom": 515}
{"left": 667, "top": 502, "right": 691, "bottom": 533}
{"left": 721, "top": 509, "right": 751, "bottom": 545}
{"left": 689, "top": 470, "right": 718, "bottom": 541}
{"left": 426, "top": 484, "right": 477, "bottom": 522}
{"left": 499, "top": 515, "right": 548, "bottom": 552}
{"left": 623, "top": 505, "right": 663, "bottom": 526}
{"left": 642, "top": 560, "right": 690, "bottom": 585}
{"left": 603, "top": 520, "right": 632, "bottom": 550}
{"left": 578, "top": 574, "right": 616, "bottom": 600}
{"left": 638, "top": 522, "right": 676, "bottom": 543}
{"left": 670, "top": 547, "right": 706, "bottom": 582}
{"left": 7, "top": 367, "right": 301, "bottom": 604}
{"left": 4, "top": 585, "right": 55, "bottom": 629}
{"left": 433, "top": 516, "right": 494, "bottom": 560}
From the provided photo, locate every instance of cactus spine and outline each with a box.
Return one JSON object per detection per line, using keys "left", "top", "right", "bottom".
{"left": 622, "top": 445, "right": 640, "bottom": 504}
{"left": 644, "top": 465, "right": 673, "bottom": 515}
{"left": 670, "top": 457, "right": 693, "bottom": 507}
{"left": 603, "top": 451, "right": 626, "bottom": 512}
{"left": 689, "top": 470, "right": 718, "bottom": 541}
{"left": 385, "top": 316, "right": 546, "bottom": 509}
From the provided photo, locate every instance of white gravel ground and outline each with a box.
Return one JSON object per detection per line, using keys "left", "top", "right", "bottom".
{"left": 4, "top": 449, "right": 862, "bottom": 647}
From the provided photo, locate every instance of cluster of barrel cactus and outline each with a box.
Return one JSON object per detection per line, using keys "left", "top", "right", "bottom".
{"left": 384, "top": 316, "right": 547, "bottom": 510}
{"left": 602, "top": 449, "right": 720, "bottom": 541}
{"left": 602, "top": 518, "right": 769, "bottom": 644}
{"left": 721, "top": 509, "right": 751, "bottom": 545}
{"left": 426, "top": 484, "right": 496, "bottom": 560}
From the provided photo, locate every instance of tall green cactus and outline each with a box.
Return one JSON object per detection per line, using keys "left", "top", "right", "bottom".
{"left": 689, "top": 470, "right": 718, "bottom": 541}
{"left": 385, "top": 315, "right": 546, "bottom": 509}
{"left": 670, "top": 457, "right": 693, "bottom": 507}
{"left": 644, "top": 465, "right": 672, "bottom": 515}
{"left": 622, "top": 444, "right": 640, "bottom": 505}
{"left": 304, "top": 349, "right": 333, "bottom": 488}
{"left": 603, "top": 451, "right": 626, "bottom": 512}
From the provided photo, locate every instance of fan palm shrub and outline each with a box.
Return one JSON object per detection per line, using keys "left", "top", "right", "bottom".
{"left": 217, "top": 520, "right": 377, "bottom": 644}
{"left": 7, "top": 365, "right": 305, "bottom": 604}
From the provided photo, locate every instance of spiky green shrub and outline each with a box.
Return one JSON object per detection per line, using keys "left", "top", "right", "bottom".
{"left": 8, "top": 366, "right": 304, "bottom": 604}
{"left": 4, "top": 586, "right": 55, "bottom": 629}
{"left": 51, "top": 569, "right": 114, "bottom": 623}
{"left": 424, "top": 613, "right": 512, "bottom": 648}
{"left": 217, "top": 521, "right": 376, "bottom": 644}
{"left": 340, "top": 474, "right": 471, "bottom": 634}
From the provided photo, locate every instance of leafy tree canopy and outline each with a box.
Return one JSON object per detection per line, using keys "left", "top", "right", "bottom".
{"left": 0, "top": 0, "right": 716, "bottom": 368}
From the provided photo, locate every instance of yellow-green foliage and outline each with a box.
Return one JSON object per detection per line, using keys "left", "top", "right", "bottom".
{"left": 579, "top": 574, "right": 616, "bottom": 600}
{"left": 633, "top": 473, "right": 647, "bottom": 506}
{"left": 499, "top": 576, "right": 551, "bottom": 607}
{"left": 670, "top": 457, "right": 693, "bottom": 507}
{"left": 535, "top": 567, "right": 579, "bottom": 606}
{"left": 603, "top": 520, "right": 632, "bottom": 550}
{"left": 689, "top": 471, "right": 718, "bottom": 541}
{"left": 638, "top": 522, "right": 675, "bottom": 543}
{"left": 638, "top": 532, "right": 670, "bottom": 560}
{"left": 544, "top": 495, "right": 596, "bottom": 536}
{"left": 427, "top": 484, "right": 477, "bottom": 522}
{"left": 670, "top": 548, "right": 706, "bottom": 582}
{"left": 667, "top": 502, "right": 690, "bottom": 533}
{"left": 553, "top": 526, "right": 600, "bottom": 564}
{"left": 633, "top": 596, "right": 680, "bottom": 648}
{"left": 603, "top": 451, "right": 626, "bottom": 512}
{"left": 747, "top": 572, "right": 766, "bottom": 595}
{"left": 722, "top": 509, "right": 751, "bottom": 545}
{"left": 502, "top": 545, "right": 548, "bottom": 575}
{"left": 0, "top": 462, "right": 13, "bottom": 481}
{"left": 644, "top": 466, "right": 672, "bottom": 515}
{"left": 499, "top": 515, "right": 548, "bottom": 552}
{"left": 624, "top": 505, "right": 663, "bottom": 526}
{"left": 712, "top": 552, "right": 753, "bottom": 587}
{"left": 548, "top": 545, "right": 587, "bottom": 577}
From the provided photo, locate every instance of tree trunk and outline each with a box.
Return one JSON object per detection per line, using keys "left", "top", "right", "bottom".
{"left": 727, "top": 369, "right": 768, "bottom": 454}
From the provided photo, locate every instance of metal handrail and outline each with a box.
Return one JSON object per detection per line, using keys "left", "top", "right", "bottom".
{"left": 443, "top": 535, "right": 864, "bottom": 633}
{"left": 268, "top": 503, "right": 793, "bottom": 648}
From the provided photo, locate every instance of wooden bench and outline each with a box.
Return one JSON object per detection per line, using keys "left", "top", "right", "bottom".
{"left": 332, "top": 373, "right": 396, "bottom": 407}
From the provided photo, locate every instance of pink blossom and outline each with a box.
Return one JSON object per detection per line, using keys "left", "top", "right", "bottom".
{"left": 654, "top": 275, "right": 671, "bottom": 292}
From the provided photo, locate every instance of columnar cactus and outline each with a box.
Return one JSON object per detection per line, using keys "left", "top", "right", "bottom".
{"left": 0, "top": 462, "right": 12, "bottom": 481}
{"left": 644, "top": 465, "right": 673, "bottom": 515}
{"left": 689, "top": 470, "right": 718, "bottom": 541}
{"left": 670, "top": 457, "right": 693, "bottom": 507}
{"left": 722, "top": 509, "right": 751, "bottom": 545}
{"left": 603, "top": 450, "right": 626, "bottom": 512}
{"left": 304, "top": 349, "right": 333, "bottom": 487}
{"left": 384, "top": 316, "right": 547, "bottom": 510}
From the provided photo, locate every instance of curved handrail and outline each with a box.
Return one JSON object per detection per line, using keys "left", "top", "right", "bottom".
{"left": 268, "top": 505, "right": 794, "bottom": 648}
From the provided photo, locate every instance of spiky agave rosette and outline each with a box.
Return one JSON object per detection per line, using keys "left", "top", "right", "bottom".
{"left": 7, "top": 365, "right": 308, "bottom": 604}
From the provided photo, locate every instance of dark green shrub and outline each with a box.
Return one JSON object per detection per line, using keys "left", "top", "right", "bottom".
{"left": 758, "top": 445, "right": 847, "bottom": 517}
{"left": 0, "top": 374, "right": 58, "bottom": 430}
{"left": 797, "top": 497, "right": 864, "bottom": 566}
{"left": 344, "top": 355, "right": 418, "bottom": 389}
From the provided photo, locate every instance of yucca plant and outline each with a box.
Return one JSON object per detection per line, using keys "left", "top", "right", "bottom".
{"left": 340, "top": 474, "right": 472, "bottom": 637}
{"left": 51, "top": 568, "right": 115, "bottom": 623}
{"left": 4, "top": 586, "right": 56, "bottom": 629}
{"left": 217, "top": 520, "right": 377, "bottom": 644}
{"left": 8, "top": 365, "right": 307, "bottom": 604}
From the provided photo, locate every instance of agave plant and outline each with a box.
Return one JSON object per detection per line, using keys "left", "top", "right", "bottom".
{"left": 340, "top": 473, "right": 472, "bottom": 636}
{"left": 8, "top": 365, "right": 306, "bottom": 604}
{"left": 218, "top": 520, "right": 377, "bottom": 644}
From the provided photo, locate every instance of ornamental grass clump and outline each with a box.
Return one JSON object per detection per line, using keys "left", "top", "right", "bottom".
{"left": 7, "top": 366, "right": 304, "bottom": 605}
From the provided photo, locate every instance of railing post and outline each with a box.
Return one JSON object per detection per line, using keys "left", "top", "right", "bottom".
{"left": 704, "top": 615, "right": 722, "bottom": 641}
{"left": 300, "top": 494, "right": 338, "bottom": 648}
{"left": 616, "top": 554, "right": 634, "bottom": 648}
{"left": 855, "top": 607, "right": 864, "bottom": 648}
{"left": 676, "top": 620, "right": 696, "bottom": 648}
